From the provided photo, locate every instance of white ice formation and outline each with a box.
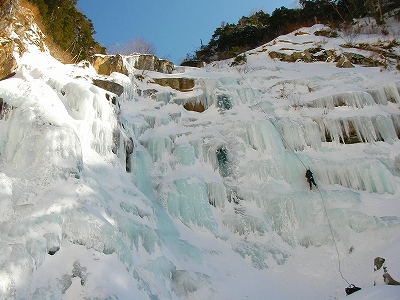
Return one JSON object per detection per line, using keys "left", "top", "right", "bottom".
{"left": 0, "top": 25, "right": 400, "bottom": 300}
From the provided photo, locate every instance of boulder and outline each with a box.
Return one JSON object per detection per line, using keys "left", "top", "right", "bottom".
{"left": 90, "top": 54, "right": 128, "bottom": 76}
{"left": 383, "top": 273, "right": 400, "bottom": 285}
{"left": 92, "top": 78, "right": 124, "bottom": 96}
{"left": 184, "top": 102, "right": 205, "bottom": 112}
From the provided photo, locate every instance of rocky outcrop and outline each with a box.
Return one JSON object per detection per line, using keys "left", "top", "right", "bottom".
{"left": 135, "top": 54, "right": 174, "bottom": 74}
{"left": 0, "top": 0, "right": 18, "bottom": 80}
{"left": 184, "top": 102, "right": 205, "bottom": 112}
{"left": 0, "top": 38, "right": 17, "bottom": 80}
{"left": 153, "top": 78, "right": 195, "bottom": 92}
{"left": 343, "top": 52, "right": 383, "bottom": 67}
{"left": 0, "top": 0, "right": 16, "bottom": 36}
{"left": 269, "top": 47, "right": 338, "bottom": 63}
{"left": 90, "top": 54, "right": 174, "bottom": 76}
{"left": 90, "top": 54, "right": 128, "bottom": 76}
{"left": 92, "top": 78, "right": 124, "bottom": 96}
{"left": 335, "top": 56, "right": 354, "bottom": 68}
{"left": 269, "top": 47, "right": 385, "bottom": 68}
{"left": 0, "top": 0, "right": 49, "bottom": 80}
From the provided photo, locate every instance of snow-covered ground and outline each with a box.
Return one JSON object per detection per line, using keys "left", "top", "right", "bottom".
{"left": 0, "top": 23, "right": 400, "bottom": 299}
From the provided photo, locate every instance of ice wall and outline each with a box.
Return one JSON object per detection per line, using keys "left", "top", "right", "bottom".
{"left": 1, "top": 47, "right": 400, "bottom": 299}
{"left": 0, "top": 78, "right": 83, "bottom": 181}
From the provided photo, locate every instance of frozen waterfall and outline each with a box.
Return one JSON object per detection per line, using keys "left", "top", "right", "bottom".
{"left": 0, "top": 49, "right": 400, "bottom": 300}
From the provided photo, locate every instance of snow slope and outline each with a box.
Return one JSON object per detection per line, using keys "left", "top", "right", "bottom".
{"left": 0, "top": 23, "right": 400, "bottom": 299}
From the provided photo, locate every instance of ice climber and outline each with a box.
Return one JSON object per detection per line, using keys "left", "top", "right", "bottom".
{"left": 305, "top": 169, "right": 317, "bottom": 190}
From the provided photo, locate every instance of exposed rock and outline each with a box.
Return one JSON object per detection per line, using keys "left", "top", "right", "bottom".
{"left": 0, "top": 38, "right": 16, "bottom": 80}
{"left": 90, "top": 54, "right": 128, "bottom": 76}
{"left": 374, "top": 257, "right": 400, "bottom": 286}
{"left": 180, "top": 59, "right": 204, "bottom": 67}
{"left": 269, "top": 50, "right": 308, "bottom": 63}
{"left": 0, "top": 0, "right": 18, "bottom": 80}
{"left": 335, "top": 56, "right": 354, "bottom": 68}
{"left": 137, "top": 89, "right": 158, "bottom": 99}
{"left": 105, "top": 93, "right": 119, "bottom": 110}
{"left": 92, "top": 78, "right": 124, "bottom": 96}
{"left": 383, "top": 273, "right": 400, "bottom": 285}
{"left": 184, "top": 102, "right": 205, "bottom": 112}
{"left": 269, "top": 46, "right": 386, "bottom": 68}
{"left": 90, "top": 54, "right": 174, "bottom": 76}
{"left": 135, "top": 54, "right": 174, "bottom": 74}
{"left": 343, "top": 52, "right": 383, "bottom": 67}
{"left": 0, "top": 0, "right": 16, "bottom": 37}
{"left": 153, "top": 78, "right": 195, "bottom": 92}
{"left": 314, "top": 29, "right": 339, "bottom": 38}
{"left": 374, "top": 257, "right": 386, "bottom": 271}
{"left": 0, "top": 97, "right": 14, "bottom": 120}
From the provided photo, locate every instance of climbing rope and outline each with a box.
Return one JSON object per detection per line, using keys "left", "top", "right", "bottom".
{"left": 236, "top": 68, "right": 353, "bottom": 287}
{"left": 237, "top": 70, "right": 308, "bottom": 169}
{"left": 317, "top": 187, "right": 350, "bottom": 286}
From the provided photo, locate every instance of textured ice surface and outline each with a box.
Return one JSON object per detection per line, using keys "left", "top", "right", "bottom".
{"left": 1, "top": 36, "right": 400, "bottom": 300}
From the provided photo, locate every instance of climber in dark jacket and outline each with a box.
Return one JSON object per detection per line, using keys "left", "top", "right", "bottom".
{"left": 305, "top": 169, "right": 317, "bottom": 190}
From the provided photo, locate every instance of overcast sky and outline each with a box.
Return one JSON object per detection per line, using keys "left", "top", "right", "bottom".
{"left": 77, "top": 0, "right": 298, "bottom": 64}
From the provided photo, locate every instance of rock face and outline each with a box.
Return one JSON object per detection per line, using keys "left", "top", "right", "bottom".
{"left": 0, "top": 0, "right": 48, "bottom": 80}
{"left": 90, "top": 54, "right": 128, "bottom": 76}
{"left": 153, "top": 78, "right": 194, "bottom": 92}
{"left": 92, "top": 78, "right": 124, "bottom": 96}
{"left": 91, "top": 54, "right": 174, "bottom": 76}
{"left": 0, "top": 38, "right": 17, "bottom": 80}
{"left": 0, "top": 0, "right": 18, "bottom": 80}
{"left": 135, "top": 54, "right": 174, "bottom": 74}
{"left": 183, "top": 102, "right": 205, "bottom": 112}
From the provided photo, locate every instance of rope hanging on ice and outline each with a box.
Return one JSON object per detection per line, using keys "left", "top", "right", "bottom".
{"left": 236, "top": 68, "right": 361, "bottom": 294}
{"left": 236, "top": 70, "right": 308, "bottom": 169}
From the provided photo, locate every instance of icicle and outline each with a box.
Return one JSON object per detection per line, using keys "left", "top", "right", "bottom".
{"left": 276, "top": 120, "right": 322, "bottom": 150}
{"left": 109, "top": 72, "right": 137, "bottom": 103}
{"left": 312, "top": 91, "right": 375, "bottom": 109}
{"left": 383, "top": 82, "right": 400, "bottom": 103}
{"left": 158, "top": 177, "right": 218, "bottom": 231}
{"left": 189, "top": 138, "right": 209, "bottom": 163}
{"left": 173, "top": 144, "right": 196, "bottom": 166}
{"left": 207, "top": 181, "right": 226, "bottom": 208}
{"left": 314, "top": 114, "right": 398, "bottom": 144}
{"left": 145, "top": 136, "right": 172, "bottom": 162}
{"left": 312, "top": 159, "right": 396, "bottom": 194}
{"left": 367, "top": 87, "right": 388, "bottom": 105}
{"left": 371, "top": 115, "right": 398, "bottom": 144}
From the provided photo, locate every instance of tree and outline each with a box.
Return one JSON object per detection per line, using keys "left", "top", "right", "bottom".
{"left": 108, "top": 38, "right": 155, "bottom": 55}
{"left": 27, "top": 0, "right": 105, "bottom": 61}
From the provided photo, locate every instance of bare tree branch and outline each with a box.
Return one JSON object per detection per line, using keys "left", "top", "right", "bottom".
{"left": 107, "top": 38, "right": 155, "bottom": 55}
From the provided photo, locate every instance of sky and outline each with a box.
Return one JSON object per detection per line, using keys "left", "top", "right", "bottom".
{"left": 77, "top": 0, "right": 297, "bottom": 64}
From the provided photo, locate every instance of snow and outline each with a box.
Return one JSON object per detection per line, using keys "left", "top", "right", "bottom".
{"left": 0, "top": 22, "right": 400, "bottom": 299}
